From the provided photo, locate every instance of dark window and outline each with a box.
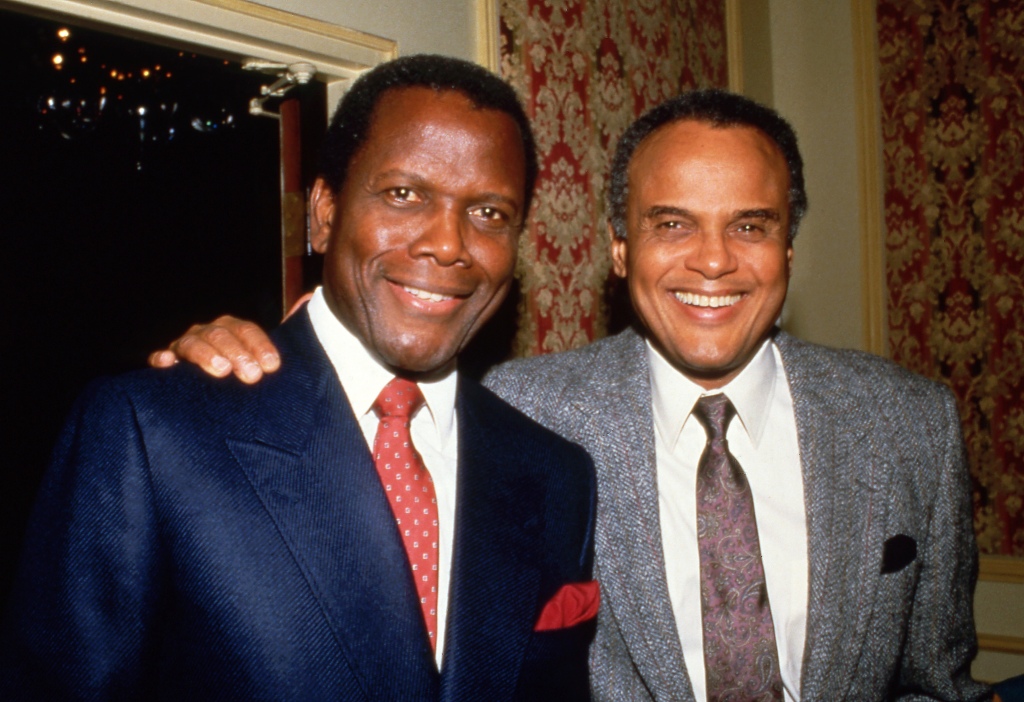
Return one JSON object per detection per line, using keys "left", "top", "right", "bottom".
{"left": 0, "top": 7, "right": 324, "bottom": 599}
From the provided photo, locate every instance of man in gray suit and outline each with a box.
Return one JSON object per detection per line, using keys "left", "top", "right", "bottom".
{"left": 155, "top": 89, "right": 988, "bottom": 701}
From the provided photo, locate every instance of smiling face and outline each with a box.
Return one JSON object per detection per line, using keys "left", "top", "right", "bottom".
{"left": 611, "top": 119, "right": 793, "bottom": 389}
{"left": 311, "top": 87, "right": 527, "bottom": 376}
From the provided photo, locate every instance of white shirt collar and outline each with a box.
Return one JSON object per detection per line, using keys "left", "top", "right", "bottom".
{"left": 306, "top": 286, "right": 457, "bottom": 447}
{"left": 647, "top": 335, "right": 778, "bottom": 451}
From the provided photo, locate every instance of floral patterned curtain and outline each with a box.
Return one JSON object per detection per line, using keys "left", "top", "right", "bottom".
{"left": 878, "top": 0, "right": 1024, "bottom": 555}
{"left": 499, "top": 0, "right": 728, "bottom": 356}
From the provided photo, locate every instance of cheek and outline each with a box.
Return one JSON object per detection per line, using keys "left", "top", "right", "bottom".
{"left": 328, "top": 221, "right": 392, "bottom": 271}
{"left": 751, "top": 247, "right": 791, "bottom": 287}
{"left": 321, "top": 237, "right": 380, "bottom": 312}
{"left": 751, "top": 256, "right": 791, "bottom": 325}
{"left": 472, "top": 238, "right": 518, "bottom": 285}
{"left": 628, "top": 245, "right": 673, "bottom": 290}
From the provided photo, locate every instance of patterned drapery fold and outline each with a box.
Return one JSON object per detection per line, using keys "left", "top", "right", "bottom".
{"left": 878, "top": 0, "right": 1024, "bottom": 555}
{"left": 499, "top": 0, "right": 727, "bottom": 356}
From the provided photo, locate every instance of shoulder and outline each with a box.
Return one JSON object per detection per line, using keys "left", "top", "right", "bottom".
{"left": 775, "top": 330, "right": 960, "bottom": 435}
{"left": 60, "top": 366, "right": 255, "bottom": 460}
{"left": 777, "top": 332, "right": 952, "bottom": 397}
{"left": 483, "top": 329, "right": 645, "bottom": 422}
{"left": 71, "top": 311, "right": 326, "bottom": 441}
{"left": 488, "top": 329, "right": 642, "bottom": 384}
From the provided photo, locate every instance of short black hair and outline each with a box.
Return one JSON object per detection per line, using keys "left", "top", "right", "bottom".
{"left": 607, "top": 88, "right": 807, "bottom": 242}
{"left": 317, "top": 54, "right": 538, "bottom": 220}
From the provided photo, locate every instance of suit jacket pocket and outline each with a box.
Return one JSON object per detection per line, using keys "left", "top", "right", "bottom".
{"left": 881, "top": 534, "right": 917, "bottom": 574}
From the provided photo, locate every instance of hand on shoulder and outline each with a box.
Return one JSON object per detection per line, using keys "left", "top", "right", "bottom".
{"left": 149, "top": 315, "right": 280, "bottom": 384}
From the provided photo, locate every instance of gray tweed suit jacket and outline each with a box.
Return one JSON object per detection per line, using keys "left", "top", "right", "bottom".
{"left": 485, "top": 327, "right": 989, "bottom": 702}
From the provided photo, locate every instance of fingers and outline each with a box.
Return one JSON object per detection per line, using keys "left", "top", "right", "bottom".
{"left": 148, "top": 350, "right": 180, "bottom": 369}
{"left": 232, "top": 319, "right": 281, "bottom": 375}
{"left": 151, "top": 316, "right": 281, "bottom": 385}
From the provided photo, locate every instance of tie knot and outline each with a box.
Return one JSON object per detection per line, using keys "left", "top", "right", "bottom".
{"left": 692, "top": 393, "right": 736, "bottom": 441}
{"left": 374, "top": 378, "right": 425, "bottom": 420}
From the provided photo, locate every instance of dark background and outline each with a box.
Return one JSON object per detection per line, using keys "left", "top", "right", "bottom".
{"left": 0, "top": 7, "right": 326, "bottom": 603}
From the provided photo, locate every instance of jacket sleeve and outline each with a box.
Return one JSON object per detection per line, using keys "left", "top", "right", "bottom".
{"left": 895, "top": 388, "right": 991, "bottom": 701}
{"left": 0, "top": 380, "right": 165, "bottom": 700}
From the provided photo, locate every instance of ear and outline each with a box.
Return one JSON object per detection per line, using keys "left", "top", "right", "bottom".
{"left": 309, "top": 178, "right": 336, "bottom": 254}
{"left": 609, "top": 222, "right": 629, "bottom": 278}
{"left": 786, "top": 244, "right": 794, "bottom": 278}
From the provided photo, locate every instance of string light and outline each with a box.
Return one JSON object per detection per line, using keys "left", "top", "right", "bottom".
{"left": 35, "top": 17, "right": 268, "bottom": 167}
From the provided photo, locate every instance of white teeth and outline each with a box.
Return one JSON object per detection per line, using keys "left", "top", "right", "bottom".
{"left": 674, "top": 291, "right": 742, "bottom": 308}
{"left": 404, "top": 286, "right": 453, "bottom": 303}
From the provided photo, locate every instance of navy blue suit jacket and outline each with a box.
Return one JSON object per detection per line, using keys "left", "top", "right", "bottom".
{"left": 1, "top": 312, "right": 596, "bottom": 700}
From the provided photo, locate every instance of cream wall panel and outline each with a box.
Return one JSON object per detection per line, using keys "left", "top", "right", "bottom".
{"left": 973, "top": 578, "right": 1024, "bottom": 682}
{"left": 726, "top": 0, "right": 773, "bottom": 107}
{"left": 257, "top": 0, "right": 475, "bottom": 61}
{"left": 973, "top": 649, "right": 1024, "bottom": 685}
{"left": 765, "top": 0, "right": 865, "bottom": 351}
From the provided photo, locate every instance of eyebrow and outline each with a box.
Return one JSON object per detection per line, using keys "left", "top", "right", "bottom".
{"left": 473, "top": 191, "right": 522, "bottom": 215}
{"left": 640, "top": 206, "right": 782, "bottom": 221}
{"left": 369, "top": 170, "right": 522, "bottom": 215}
{"left": 641, "top": 205, "right": 693, "bottom": 219}
{"left": 734, "top": 208, "right": 781, "bottom": 222}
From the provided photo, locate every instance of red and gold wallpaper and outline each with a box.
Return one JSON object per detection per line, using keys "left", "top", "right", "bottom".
{"left": 878, "top": 0, "right": 1024, "bottom": 555}
{"left": 499, "top": 0, "right": 728, "bottom": 356}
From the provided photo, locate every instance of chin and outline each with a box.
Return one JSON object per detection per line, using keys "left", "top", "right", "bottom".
{"left": 379, "top": 348, "right": 458, "bottom": 378}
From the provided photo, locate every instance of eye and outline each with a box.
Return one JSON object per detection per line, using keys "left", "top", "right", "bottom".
{"left": 385, "top": 187, "right": 422, "bottom": 204}
{"left": 733, "top": 222, "right": 768, "bottom": 240}
{"left": 469, "top": 205, "right": 515, "bottom": 231}
{"left": 474, "top": 206, "right": 506, "bottom": 222}
{"left": 648, "top": 218, "right": 695, "bottom": 238}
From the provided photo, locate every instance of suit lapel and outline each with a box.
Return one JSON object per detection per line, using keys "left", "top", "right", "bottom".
{"left": 228, "top": 314, "right": 438, "bottom": 700}
{"left": 581, "top": 330, "right": 695, "bottom": 701}
{"left": 776, "top": 332, "right": 892, "bottom": 700}
{"left": 440, "top": 380, "right": 544, "bottom": 700}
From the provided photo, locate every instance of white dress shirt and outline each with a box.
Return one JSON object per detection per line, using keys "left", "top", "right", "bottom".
{"left": 308, "top": 287, "right": 459, "bottom": 667}
{"left": 649, "top": 338, "right": 808, "bottom": 702}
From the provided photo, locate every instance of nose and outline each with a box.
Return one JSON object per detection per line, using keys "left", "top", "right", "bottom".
{"left": 685, "top": 230, "right": 737, "bottom": 278}
{"left": 409, "top": 205, "right": 471, "bottom": 267}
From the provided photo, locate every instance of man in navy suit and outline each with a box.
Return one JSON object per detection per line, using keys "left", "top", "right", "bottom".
{"left": 1, "top": 55, "right": 597, "bottom": 700}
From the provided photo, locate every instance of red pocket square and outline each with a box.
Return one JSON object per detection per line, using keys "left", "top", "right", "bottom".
{"left": 534, "top": 581, "right": 600, "bottom": 631}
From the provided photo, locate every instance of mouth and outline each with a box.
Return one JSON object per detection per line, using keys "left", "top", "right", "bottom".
{"left": 403, "top": 284, "right": 456, "bottom": 304}
{"left": 674, "top": 291, "right": 743, "bottom": 309}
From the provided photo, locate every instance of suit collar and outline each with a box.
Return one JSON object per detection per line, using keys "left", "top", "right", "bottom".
{"left": 231, "top": 312, "right": 440, "bottom": 699}
{"left": 307, "top": 287, "right": 458, "bottom": 450}
{"left": 774, "top": 331, "right": 893, "bottom": 699}
{"left": 593, "top": 329, "right": 897, "bottom": 700}
{"left": 580, "top": 328, "right": 697, "bottom": 701}
{"left": 233, "top": 317, "right": 550, "bottom": 700}
{"left": 647, "top": 335, "right": 779, "bottom": 450}
{"left": 440, "top": 380, "right": 547, "bottom": 698}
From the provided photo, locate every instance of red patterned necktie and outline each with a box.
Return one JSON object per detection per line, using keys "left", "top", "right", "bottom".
{"left": 373, "top": 378, "right": 439, "bottom": 651}
{"left": 693, "top": 393, "right": 783, "bottom": 702}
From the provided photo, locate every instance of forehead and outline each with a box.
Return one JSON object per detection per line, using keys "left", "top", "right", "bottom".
{"left": 361, "top": 87, "right": 523, "bottom": 159}
{"left": 347, "top": 87, "right": 527, "bottom": 198}
{"left": 627, "top": 120, "right": 789, "bottom": 206}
